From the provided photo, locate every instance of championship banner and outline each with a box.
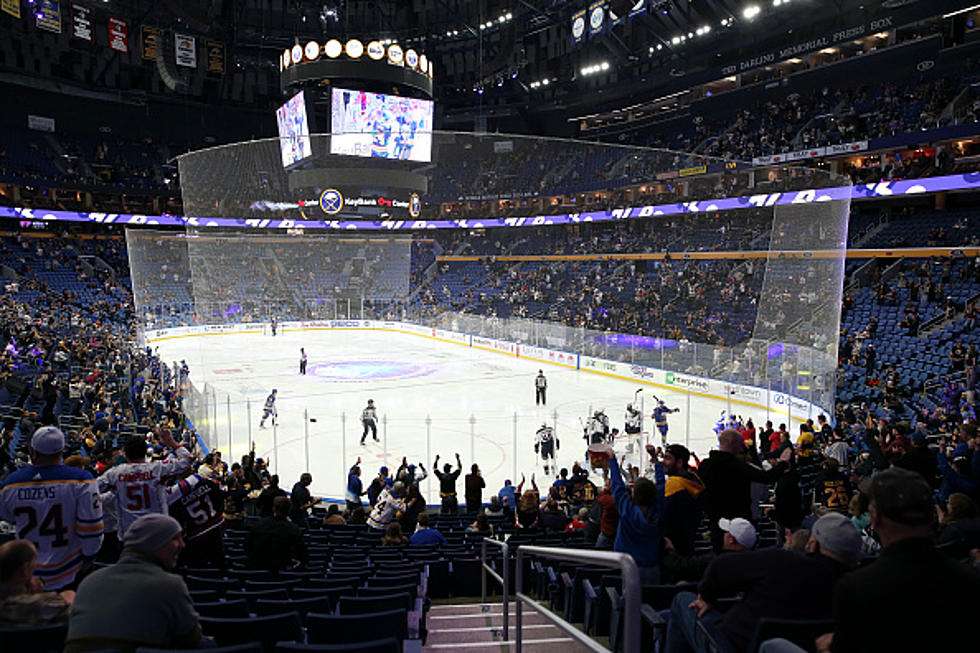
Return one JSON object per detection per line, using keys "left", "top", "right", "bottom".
{"left": 2, "top": 0, "right": 20, "bottom": 19}
{"left": 35, "top": 0, "right": 62, "bottom": 33}
{"left": 206, "top": 40, "right": 224, "bottom": 74}
{"left": 70, "top": 3, "right": 91, "bottom": 41}
{"left": 108, "top": 16, "right": 128, "bottom": 53}
{"left": 587, "top": 1, "right": 606, "bottom": 38}
{"left": 175, "top": 32, "right": 196, "bottom": 68}
{"left": 141, "top": 25, "right": 161, "bottom": 61}
{"left": 571, "top": 8, "right": 587, "bottom": 45}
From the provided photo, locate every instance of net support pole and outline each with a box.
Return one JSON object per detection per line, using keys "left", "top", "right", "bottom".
{"left": 469, "top": 415, "right": 476, "bottom": 467}
{"left": 426, "top": 416, "right": 432, "bottom": 504}
{"left": 512, "top": 412, "right": 518, "bottom": 486}
{"left": 304, "top": 408, "right": 310, "bottom": 473}
{"left": 247, "top": 398, "right": 252, "bottom": 453}
{"left": 341, "top": 412, "right": 347, "bottom": 482}
{"left": 226, "top": 395, "right": 232, "bottom": 464}
{"left": 685, "top": 389, "right": 691, "bottom": 451}
{"left": 382, "top": 414, "right": 388, "bottom": 470}
{"left": 273, "top": 420, "right": 279, "bottom": 475}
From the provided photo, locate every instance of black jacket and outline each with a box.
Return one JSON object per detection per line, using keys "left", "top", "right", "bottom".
{"left": 698, "top": 450, "right": 784, "bottom": 523}
{"left": 700, "top": 549, "right": 850, "bottom": 651}
{"left": 832, "top": 538, "right": 980, "bottom": 652}
{"left": 246, "top": 516, "right": 308, "bottom": 571}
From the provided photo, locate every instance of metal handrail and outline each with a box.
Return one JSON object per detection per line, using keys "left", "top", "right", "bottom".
{"left": 480, "top": 537, "right": 509, "bottom": 640}
{"left": 515, "top": 545, "right": 641, "bottom": 653}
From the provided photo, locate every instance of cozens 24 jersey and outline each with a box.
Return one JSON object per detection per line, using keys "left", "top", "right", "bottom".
{"left": 98, "top": 447, "right": 193, "bottom": 537}
{"left": 0, "top": 464, "right": 103, "bottom": 590}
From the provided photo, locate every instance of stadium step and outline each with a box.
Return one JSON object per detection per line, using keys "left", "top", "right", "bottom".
{"left": 424, "top": 602, "right": 595, "bottom": 651}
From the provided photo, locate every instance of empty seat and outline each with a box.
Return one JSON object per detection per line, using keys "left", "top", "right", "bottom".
{"left": 338, "top": 592, "right": 413, "bottom": 615}
{"left": 305, "top": 609, "right": 408, "bottom": 645}
{"left": 200, "top": 612, "right": 303, "bottom": 653}
{"left": 194, "top": 599, "right": 250, "bottom": 618}
{"left": 274, "top": 638, "right": 399, "bottom": 653}
{"left": 255, "top": 596, "right": 332, "bottom": 621}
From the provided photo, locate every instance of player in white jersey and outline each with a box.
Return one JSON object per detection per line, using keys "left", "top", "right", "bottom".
{"left": 97, "top": 427, "right": 193, "bottom": 539}
{"left": 535, "top": 424, "right": 559, "bottom": 475}
{"left": 625, "top": 403, "right": 642, "bottom": 435}
{"left": 367, "top": 481, "right": 413, "bottom": 530}
{"left": 0, "top": 427, "right": 103, "bottom": 590}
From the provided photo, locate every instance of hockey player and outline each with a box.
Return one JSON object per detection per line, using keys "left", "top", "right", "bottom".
{"left": 270, "top": 317, "right": 278, "bottom": 336}
{"left": 535, "top": 370, "right": 547, "bottom": 405}
{"left": 652, "top": 400, "right": 680, "bottom": 445}
{"left": 713, "top": 412, "right": 728, "bottom": 436}
{"left": 299, "top": 348, "right": 307, "bottom": 375}
{"left": 0, "top": 426, "right": 103, "bottom": 590}
{"left": 625, "top": 403, "right": 642, "bottom": 435}
{"left": 259, "top": 389, "right": 277, "bottom": 428}
{"left": 583, "top": 410, "right": 610, "bottom": 445}
{"left": 98, "top": 427, "right": 194, "bottom": 540}
{"left": 535, "top": 423, "right": 559, "bottom": 475}
{"left": 360, "top": 399, "right": 378, "bottom": 444}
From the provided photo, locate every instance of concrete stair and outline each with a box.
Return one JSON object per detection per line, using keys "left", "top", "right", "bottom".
{"left": 424, "top": 602, "right": 596, "bottom": 651}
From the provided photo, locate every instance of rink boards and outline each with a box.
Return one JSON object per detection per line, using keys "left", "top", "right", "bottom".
{"left": 143, "top": 319, "right": 826, "bottom": 424}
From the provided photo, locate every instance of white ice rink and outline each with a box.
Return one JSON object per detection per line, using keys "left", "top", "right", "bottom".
{"left": 156, "top": 328, "right": 796, "bottom": 504}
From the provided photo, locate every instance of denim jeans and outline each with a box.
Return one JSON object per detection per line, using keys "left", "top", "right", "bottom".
{"left": 664, "top": 591, "right": 735, "bottom": 653}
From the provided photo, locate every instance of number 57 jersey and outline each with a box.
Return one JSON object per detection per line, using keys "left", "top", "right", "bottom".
{"left": 0, "top": 464, "right": 104, "bottom": 589}
{"left": 98, "top": 447, "right": 194, "bottom": 538}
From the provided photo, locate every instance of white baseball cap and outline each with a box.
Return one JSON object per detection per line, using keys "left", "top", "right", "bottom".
{"left": 718, "top": 517, "right": 757, "bottom": 549}
{"left": 31, "top": 426, "right": 65, "bottom": 455}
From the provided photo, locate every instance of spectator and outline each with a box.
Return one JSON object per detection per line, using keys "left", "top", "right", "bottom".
{"left": 368, "top": 481, "right": 414, "bottom": 531}
{"left": 936, "top": 493, "right": 980, "bottom": 560}
{"left": 97, "top": 427, "right": 193, "bottom": 539}
{"left": 516, "top": 475, "right": 540, "bottom": 529}
{"left": 323, "top": 504, "right": 346, "bottom": 526}
{"left": 498, "top": 479, "right": 517, "bottom": 510}
{"left": 660, "top": 443, "right": 705, "bottom": 556}
{"left": 466, "top": 512, "right": 494, "bottom": 535}
{"left": 538, "top": 499, "right": 569, "bottom": 533}
{"left": 246, "top": 496, "right": 307, "bottom": 572}
{"left": 345, "top": 457, "right": 366, "bottom": 513}
{"left": 65, "top": 514, "right": 201, "bottom": 652}
{"left": 937, "top": 441, "right": 978, "bottom": 502}
{"left": 811, "top": 458, "right": 852, "bottom": 514}
{"left": 597, "top": 443, "right": 664, "bottom": 584}
{"left": 666, "top": 512, "right": 862, "bottom": 653}
{"left": 165, "top": 467, "right": 225, "bottom": 569}
{"left": 400, "top": 483, "right": 427, "bottom": 534}
{"left": 289, "top": 472, "right": 320, "bottom": 527}
{"left": 433, "top": 453, "right": 462, "bottom": 514}
{"left": 381, "top": 523, "right": 409, "bottom": 546}
{"left": 464, "top": 463, "right": 485, "bottom": 513}
{"left": 410, "top": 512, "right": 447, "bottom": 546}
{"left": 893, "top": 430, "right": 938, "bottom": 485}
{"left": 0, "top": 540, "right": 73, "bottom": 627}
{"left": 827, "top": 468, "right": 980, "bottom": 652}
{"left": 595, "top": 480, "right": 619, "bottom": 549}
{"left": 367, "top": 466, "right": 390, "bottom": 507}
{"left": 565, "top": 507, "right": 588, "bottom": 533}
{"left": 0, "top": 426, "right": 103, "bottom": 590}
{"left": 822, "top": 427, "right": 850, "bottom": 468}
{"left": 699, "top": 429, "right": 786, "bottom": 551}
{"left": 661, "top": 517, "right": 756, "bottom": 584}
{"left": 256, "top": 474, "right": 287, "bottom": 518}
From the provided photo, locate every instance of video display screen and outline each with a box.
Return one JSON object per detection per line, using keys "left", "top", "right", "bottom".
{"left": 330, "top": 88, "right": 433, "bottom": 162}
{"left": 276, "top": 91, "right": 313, "bottom": 168}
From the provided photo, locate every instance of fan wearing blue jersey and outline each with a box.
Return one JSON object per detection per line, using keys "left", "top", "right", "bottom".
{"left": 0, "top": 427, "right": 103, "bottom": 590}
{"left": 259, "top": 389, "right": 277, "bottom": 428}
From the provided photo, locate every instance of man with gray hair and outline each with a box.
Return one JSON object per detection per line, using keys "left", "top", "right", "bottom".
{"left": 367, "top": 481, "right": 416, "bottom": 530}
{"left": 65, "top": 513, "right": 201, "bottom": 652}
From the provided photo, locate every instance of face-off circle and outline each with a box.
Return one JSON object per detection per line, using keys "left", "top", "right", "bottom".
{"left": 309, "top": 360, "right": 435, "bottom": 382}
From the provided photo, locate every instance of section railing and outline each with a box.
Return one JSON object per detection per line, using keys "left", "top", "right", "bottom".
{"left": 515, "top": 545, "right": 641, "bottom": 653}
{"left": 480, "top": 537, "right": 510, "bottom": 640}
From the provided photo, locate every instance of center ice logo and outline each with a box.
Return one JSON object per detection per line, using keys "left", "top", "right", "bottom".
{"left": 310, "top": 361, "right": 434, "bottom": 381}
